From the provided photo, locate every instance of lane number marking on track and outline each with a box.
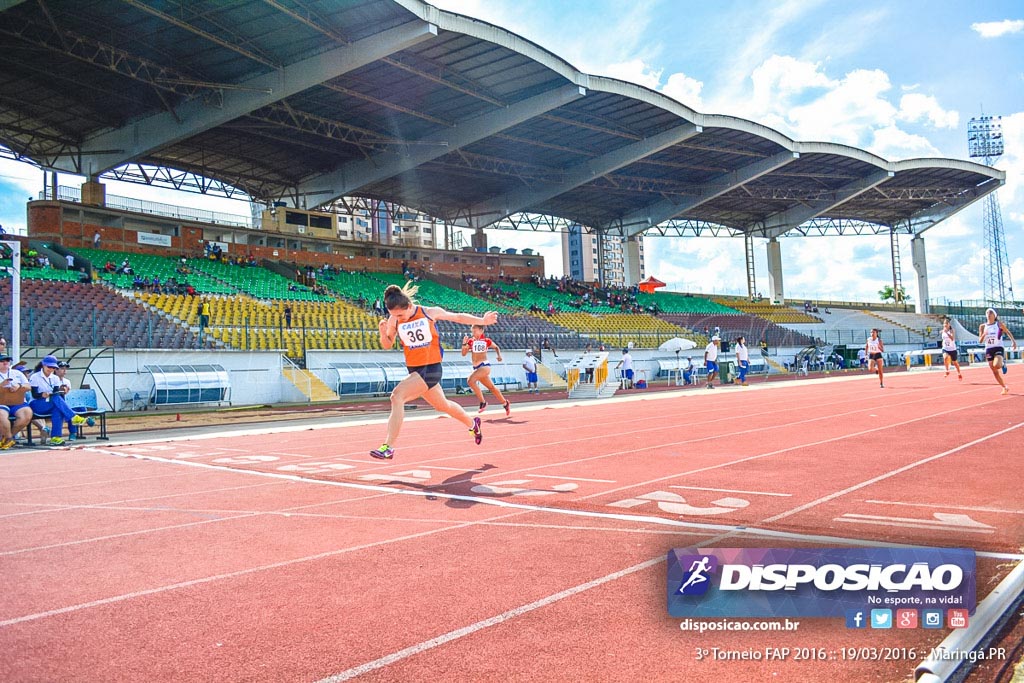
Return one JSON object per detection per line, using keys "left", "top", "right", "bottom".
{"left": 608, "top": 490, "right": 750, "bottom": 516}
{"left": 470, "top": 480, "right": 579, "bottom": 497}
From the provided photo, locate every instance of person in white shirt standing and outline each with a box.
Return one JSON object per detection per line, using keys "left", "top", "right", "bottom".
{"left": 615, "top": 348, "right": 634, "bottom": 389}
{"left": 734, "top": 336, "right": 750, "bottom": 386}
{"left": 522, "top": 350, "right": 539, "bottom": 394}
{"left": 940, "top": 318, "right": 962, "bottom": 381}
{"left": 704, "top": 335, "right": 721, "bottom": 389}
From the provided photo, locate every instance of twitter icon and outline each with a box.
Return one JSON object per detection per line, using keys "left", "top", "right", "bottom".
{"left": 870, "top": 609, "right": 893, "bottom": 629}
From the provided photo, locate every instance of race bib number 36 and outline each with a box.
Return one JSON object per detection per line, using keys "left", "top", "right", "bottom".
{"left": 398, "top": 318, "right": 432, "bottom": 348}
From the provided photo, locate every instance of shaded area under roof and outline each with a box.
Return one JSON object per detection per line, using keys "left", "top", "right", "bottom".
{"left": 0, "top": 0, "right": 1003, "bottom": 238}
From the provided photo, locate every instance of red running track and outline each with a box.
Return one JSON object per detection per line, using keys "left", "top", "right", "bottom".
{"left": 1, "top": 368, "right": 1021, "bottom": 682}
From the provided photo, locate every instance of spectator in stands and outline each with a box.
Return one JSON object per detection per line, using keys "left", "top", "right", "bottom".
{"left": 28, "top": 355, "right": 88, "bottom": 446}
{"left": 93, "top": 231, "right": 101, "bottom": 248}
{"left": 704, "top": 336, "right": 720, "bottom": 389}
{"left": 979, "top": 308, "right": 1016, "bottom": 395}
{"left": 522, "top": 350, "right": 539, "bottom": 394}
{"left": 104, "top": 260, "right": 116, "bottom": 273}
{"left": 615, "top": 347, "right": 634, "bottom": 389}
{"left": 368, "top": 281, "right": 492, "bottom": 460}
{"left": 0, "top": 337, "right": 5, "bottom": 356}
{"left": 0, "top": 354, "right": 33, "bottom": 449}
{"left": 734, "top": 336, "right": 750, "bottom": 386}
{"left": 284, "top": 305, "right": 293, "bottom": 329}
{"left": 65, "top": 252, "right": 75, "bottom": 270}
{"left": 541, "top": 337, "right": 557, "bottom": 357}
{"left": 199, "top": 299, "right": 211, "bottom": 332}
{"left": 77, "top": 267, "right": 91, "bottom": 284}
{"left": 461, "top": 324, "right": 510, "bottom": 417}
{"left": 865, "top": 329, "right": 886, "bottom": 389}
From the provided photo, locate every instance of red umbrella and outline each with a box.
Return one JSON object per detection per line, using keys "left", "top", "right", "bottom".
{"left": 637, "top": 276, "right": 666, "bottom": 294}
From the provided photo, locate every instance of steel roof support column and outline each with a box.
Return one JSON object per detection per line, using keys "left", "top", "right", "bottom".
{"left": 68, "top": 21, "right": 439, "bottom": 175}
{"left": 464, "top": 123, "right": 701, "bottom": 229}
{"left": 767, "top": 237, "right": 784, "bottom": 305}
{"left": 303, "top": 84, "right": 585, "bottom": 205}
{"left": 911, "top": 234, "right": 929, "bottom": 314}
{"left": 614, "top": 151, "right": 799, "bottom": 237}
{"left": 744, "top": 233, "right": 757, "bottom": 301}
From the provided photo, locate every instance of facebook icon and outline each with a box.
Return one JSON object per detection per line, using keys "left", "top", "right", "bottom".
{"left": 845, "top": 609, "right": 867, "bottom": 629}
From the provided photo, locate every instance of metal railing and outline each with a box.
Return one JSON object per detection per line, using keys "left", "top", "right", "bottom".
{"left": 41, "top": 186, "right": 252, "bottom": 228}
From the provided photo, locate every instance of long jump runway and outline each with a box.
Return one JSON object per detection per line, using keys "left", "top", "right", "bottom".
{"left": 1, "top": 368, "right": 1022, "bottom": 682}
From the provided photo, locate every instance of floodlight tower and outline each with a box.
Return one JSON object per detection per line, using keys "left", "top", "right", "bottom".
{"left": 967, "top": 115, "right": 1013, "bottom": 304}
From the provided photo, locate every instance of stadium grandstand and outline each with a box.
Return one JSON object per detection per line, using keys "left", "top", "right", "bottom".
{"left": 0, "top": 0, "right": 1013, "bottom": 411}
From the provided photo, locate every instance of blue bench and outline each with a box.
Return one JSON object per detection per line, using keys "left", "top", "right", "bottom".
{"left": 23, "top": 389, "right": 109, "bottom": 446}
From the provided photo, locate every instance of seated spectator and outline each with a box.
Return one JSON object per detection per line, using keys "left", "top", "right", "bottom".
{"left": 0, "top": 353, "right": 33, "bottom": 449}
{"left": 104, "top": 261, "right": 116, "bottom": 273}
{"left": 28, "top": 355, "right": 88, "bottom": 446}
{"left": 77, "top": 267, "right": 91, "bottom": 284}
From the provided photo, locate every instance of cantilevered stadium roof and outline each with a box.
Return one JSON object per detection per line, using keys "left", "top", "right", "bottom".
{"left": 0, "top": 0, "right": 1004, "bottom": 237}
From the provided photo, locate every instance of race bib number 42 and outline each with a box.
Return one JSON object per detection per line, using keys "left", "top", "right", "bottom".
{"left": 398, "top": 318, "right": 433, "bottom": 348}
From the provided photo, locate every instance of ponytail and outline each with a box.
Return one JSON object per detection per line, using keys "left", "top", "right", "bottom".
{"left": 383, "top": 281, "right": 418, "bottom": 310}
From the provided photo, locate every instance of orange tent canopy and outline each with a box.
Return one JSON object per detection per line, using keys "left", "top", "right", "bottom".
{"left": 637, "top": 276, "right": 666, "bottom": 294}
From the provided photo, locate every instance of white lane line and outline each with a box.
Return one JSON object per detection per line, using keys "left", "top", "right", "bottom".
{"left": 834, "top": 519, "right": 994, "bottom": 534}
{"left": 530, "top": 474, "right": 616, "bottom": 483}
{"left": 314, "top": 556, "right": 666, "bottom": 683}
{"left": 0, "top": 482, "right": 283, "bottom": 519}
{"left": 85, "top": 444, "right": 1024, "bottom": 562}
{"left": 0, "top": 513, "right": 258, "bottom": 556}
{"left": 0, "top": 511, "right": 529, "bottom": 628}
{"left": 669, "top": 485, "right": 791, "bottom": 497}
{"left": 764, "top": 421, "right": 1024, "bottom": 522}
{"left": 865, "top": 500, "right": 1024, "bottom": 515}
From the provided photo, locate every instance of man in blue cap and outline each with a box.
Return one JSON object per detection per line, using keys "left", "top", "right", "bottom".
{"left": 28, "top": 355, "right": 88, "bottom": 446}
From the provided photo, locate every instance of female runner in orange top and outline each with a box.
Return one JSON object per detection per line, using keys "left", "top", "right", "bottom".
{"left": 371, "top": 281, "right": 498, "bottom": 459}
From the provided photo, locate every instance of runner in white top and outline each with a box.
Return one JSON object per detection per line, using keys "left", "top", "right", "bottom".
{"left": 734, "top": 336, "right": 750, "bottom": 386}
{"left": 978, "top": 308, "right": 1016, "bottom": 395}
{"left": 865, "top": 329, "right": 885, "bottom": 388}
{"left": 940, "top": 318, "right": 962, "bottom": 381}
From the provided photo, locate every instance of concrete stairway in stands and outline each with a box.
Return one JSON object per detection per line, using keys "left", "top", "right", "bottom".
{"left": 283, "top": 367, "right": 340, "bottom": 402}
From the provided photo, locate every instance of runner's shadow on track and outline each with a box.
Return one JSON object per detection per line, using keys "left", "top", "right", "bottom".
{"left": 379, "top": 464, "right": 510, "bottom": 509}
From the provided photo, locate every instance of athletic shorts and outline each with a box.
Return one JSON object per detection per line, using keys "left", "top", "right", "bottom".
{"left": 943, "top": 349, "right": 958, "bottom": 362}
{"left": 408, "top": 362, "right": 443, "bottom": 389}
{"left": 1, "top": 403, "right": 30, "bottom": 418}
{"left": 526, "top": 372, "right": 538, "bottom": 383}
{"left": 473, "top": 362, "right": 491, "bottom": 371}
{"left": 706, "top": 361, "right": 718, "bottom": 373}
{"left": 624, "top": 369, "right": 634, "bottom": 380}
{"left": 985, "top": 347, "right": 1004, "bottom": 362}
{"left": 869, "top": 353, "right": 883, "bottom": 361}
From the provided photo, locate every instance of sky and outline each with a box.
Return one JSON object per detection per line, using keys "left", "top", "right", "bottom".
{"left": 2, "top": 0, "right": 1023, "bottom": 305}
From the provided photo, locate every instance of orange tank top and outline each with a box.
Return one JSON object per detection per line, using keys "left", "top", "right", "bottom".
{"left": 396, "top": 306, "right": 443, "bottom": 367}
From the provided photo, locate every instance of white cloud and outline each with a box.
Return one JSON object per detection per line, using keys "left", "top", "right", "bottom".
{"left": 971, "top": 19, "right": 1024, "bottom": 38}
{"left": 661, "top": 72, "right": 704, "bottom": 109}
{"left": 869, "top": 125, "right": 941, "bottom": 159}
{"left": 897, "top": 93, "right": 959, "bottom": 129}
{"left": 603, "top": 59, "right": 662, "bottom": 90}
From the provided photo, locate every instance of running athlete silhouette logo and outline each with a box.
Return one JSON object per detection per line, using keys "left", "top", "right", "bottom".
{"left": 676, "top": 555, "right": 717, "bottom": 595}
